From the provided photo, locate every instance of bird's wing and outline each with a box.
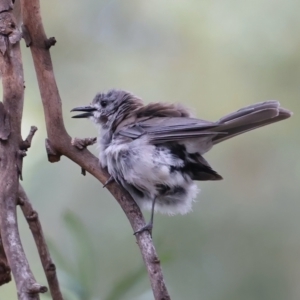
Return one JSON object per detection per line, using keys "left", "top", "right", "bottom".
{"left": 116, "top": 100, "right": 292, "bottom": 143}
{"left": 116, "top": 117, "right": 224, "bottom": 143}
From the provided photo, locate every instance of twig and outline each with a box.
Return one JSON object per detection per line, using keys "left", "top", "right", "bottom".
{"left": 0, "top": 3, "right": 47, "bottom": 299}
{"left": 45, "top": 138, "right": 61, "bottom": 162}
{"left": 71, "top": 137, "right": 97, "bottom": 150}
{"left": 21, "top": 0, "right": 171, "bottom": 299}
{"left": 44, "top": 37, "right": 56, "bottom": 49}
{"left": 18, "top": 185, "right": 64, "bottom": 300}
{"left": 21, "top": 126, "right": 38, "bottom": 150}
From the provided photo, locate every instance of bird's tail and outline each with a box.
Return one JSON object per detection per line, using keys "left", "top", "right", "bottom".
{"left": 212, "top": 100, "right": 292, "bottom": 145}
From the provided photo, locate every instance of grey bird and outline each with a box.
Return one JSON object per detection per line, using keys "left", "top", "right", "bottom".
{"left": 71, "top": 90, "right": 292, "bottom": 234}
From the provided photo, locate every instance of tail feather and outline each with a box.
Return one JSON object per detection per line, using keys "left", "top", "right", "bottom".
{"left": 212, "top": 101, "right": 292, "bottom": 145}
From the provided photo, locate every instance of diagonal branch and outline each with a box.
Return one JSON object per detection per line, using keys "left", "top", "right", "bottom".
{"left": 18, "top": 184, "right": 64, "bottom": 300}
{"left": 20, "top": 0, "right": 171, "bottom": 299}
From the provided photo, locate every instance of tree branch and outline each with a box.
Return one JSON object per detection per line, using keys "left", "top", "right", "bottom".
{"left": 20, "top": 126, "right": 37, "bottom": 150}
{"left": 20, "top": 1, "right": 171, "bottom": 299}
{"left": 18, "top": 184, "right": 63, "bottom": 300}
{"left": 0, "top": 234, "right": 11, "bottom": 286}
{"left": 0, "top": 2, "right": 47, "bottom": 299}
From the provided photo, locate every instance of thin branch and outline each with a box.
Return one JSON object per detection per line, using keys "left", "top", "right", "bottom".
{"left": 44, "top": 37, "right": 56, "bottom": 49}
{"left": 21, "top": 1, "right": 171, "bottom": 299}
{"left": 71, "top": 137, "right": 97, "bottom": 150}
{"left": 0, "top": 3, "right": 46, "bottom": 299}
{"left": 18, "top": 185, "right": 64, "bottom": 300}
{"left": 21, "top": 126, "right": 38, "bottom": 150}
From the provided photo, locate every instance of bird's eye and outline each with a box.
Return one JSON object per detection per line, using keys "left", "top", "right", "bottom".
{"left": 101, "top": 100, "right": 107, "bottom": 108}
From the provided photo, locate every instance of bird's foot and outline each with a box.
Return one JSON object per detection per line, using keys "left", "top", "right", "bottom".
{"left": 134, "top": 222, "right": 153, "bottom": 237}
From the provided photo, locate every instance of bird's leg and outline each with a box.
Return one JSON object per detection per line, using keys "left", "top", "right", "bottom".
{"left": 71, "top": 137, "right": 97, "bottom": 150}
{"left": 134, "top": 197, "right": 156, "bottom": 237}
{"left": 102, "top": 175, "right": 114, "bottom": 188}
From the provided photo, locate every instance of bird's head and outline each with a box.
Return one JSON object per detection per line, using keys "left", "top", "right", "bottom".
{"left": 71, "top": 89, "right": 143, "bottom": 129}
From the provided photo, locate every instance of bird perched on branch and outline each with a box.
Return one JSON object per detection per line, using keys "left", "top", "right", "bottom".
{"left": 71, "top": 90, "right": 292, "bottom": 235}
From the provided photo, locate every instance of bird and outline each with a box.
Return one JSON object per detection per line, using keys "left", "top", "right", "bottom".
{"left": 71, "top": 89, "right": 292, "bottom": 234}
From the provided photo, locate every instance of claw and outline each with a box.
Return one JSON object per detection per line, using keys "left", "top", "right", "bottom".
{"left": 103, "top": 176, "right": 114, "bottom": 188}
{"left": 134, "top": 196, "right": 156, "bottom": 237}
{"left": 133, "top": 222, "right": 153, "bottom": 237}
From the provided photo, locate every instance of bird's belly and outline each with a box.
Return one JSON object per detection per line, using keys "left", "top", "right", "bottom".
{"left": 104, "top": 140, "right": 199, "bottom": 215}
{"left": 105, "top": 141, "right": 171, "bottom": 187}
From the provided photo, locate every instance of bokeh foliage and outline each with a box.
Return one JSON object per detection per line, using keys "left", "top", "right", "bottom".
{"left": 1, "top": 0, "right": 299, "bottom": 299}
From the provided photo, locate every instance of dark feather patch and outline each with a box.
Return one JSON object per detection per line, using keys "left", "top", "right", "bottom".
{"left": 168, "top": 143, "right": 222, "bottom": 181}
{"left": 155, "top": 184, "right": 171, "bottom": 195}
{"left": 155, "top": 184, "right": 186, "bottom": 196}
{"left": 128, "top": 183, "right": 145, "bottom": 198}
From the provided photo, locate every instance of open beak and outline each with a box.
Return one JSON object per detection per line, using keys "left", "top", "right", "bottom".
{"left": 71, "top": 106, "right": 97, "bottom": 118}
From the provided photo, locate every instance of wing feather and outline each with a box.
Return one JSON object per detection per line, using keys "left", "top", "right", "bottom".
{"left": 117, "top": 117, "right": 223, "bottom": 142}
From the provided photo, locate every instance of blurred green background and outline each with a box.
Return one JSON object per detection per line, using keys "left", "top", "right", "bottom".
{"left": 1, "top": 0, "right": 299, "bottom": 299}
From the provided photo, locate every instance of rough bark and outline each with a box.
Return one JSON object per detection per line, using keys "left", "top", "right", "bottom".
{"left": 0, "top": 2, "right": 47, "bottom": 299}
{"left": 18, "top": 185, "right": 64, "bottom": 300}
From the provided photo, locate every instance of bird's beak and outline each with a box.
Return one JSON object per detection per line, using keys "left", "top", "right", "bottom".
{"left": 71, "top": 106, "right": 97, "bottom": 118}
